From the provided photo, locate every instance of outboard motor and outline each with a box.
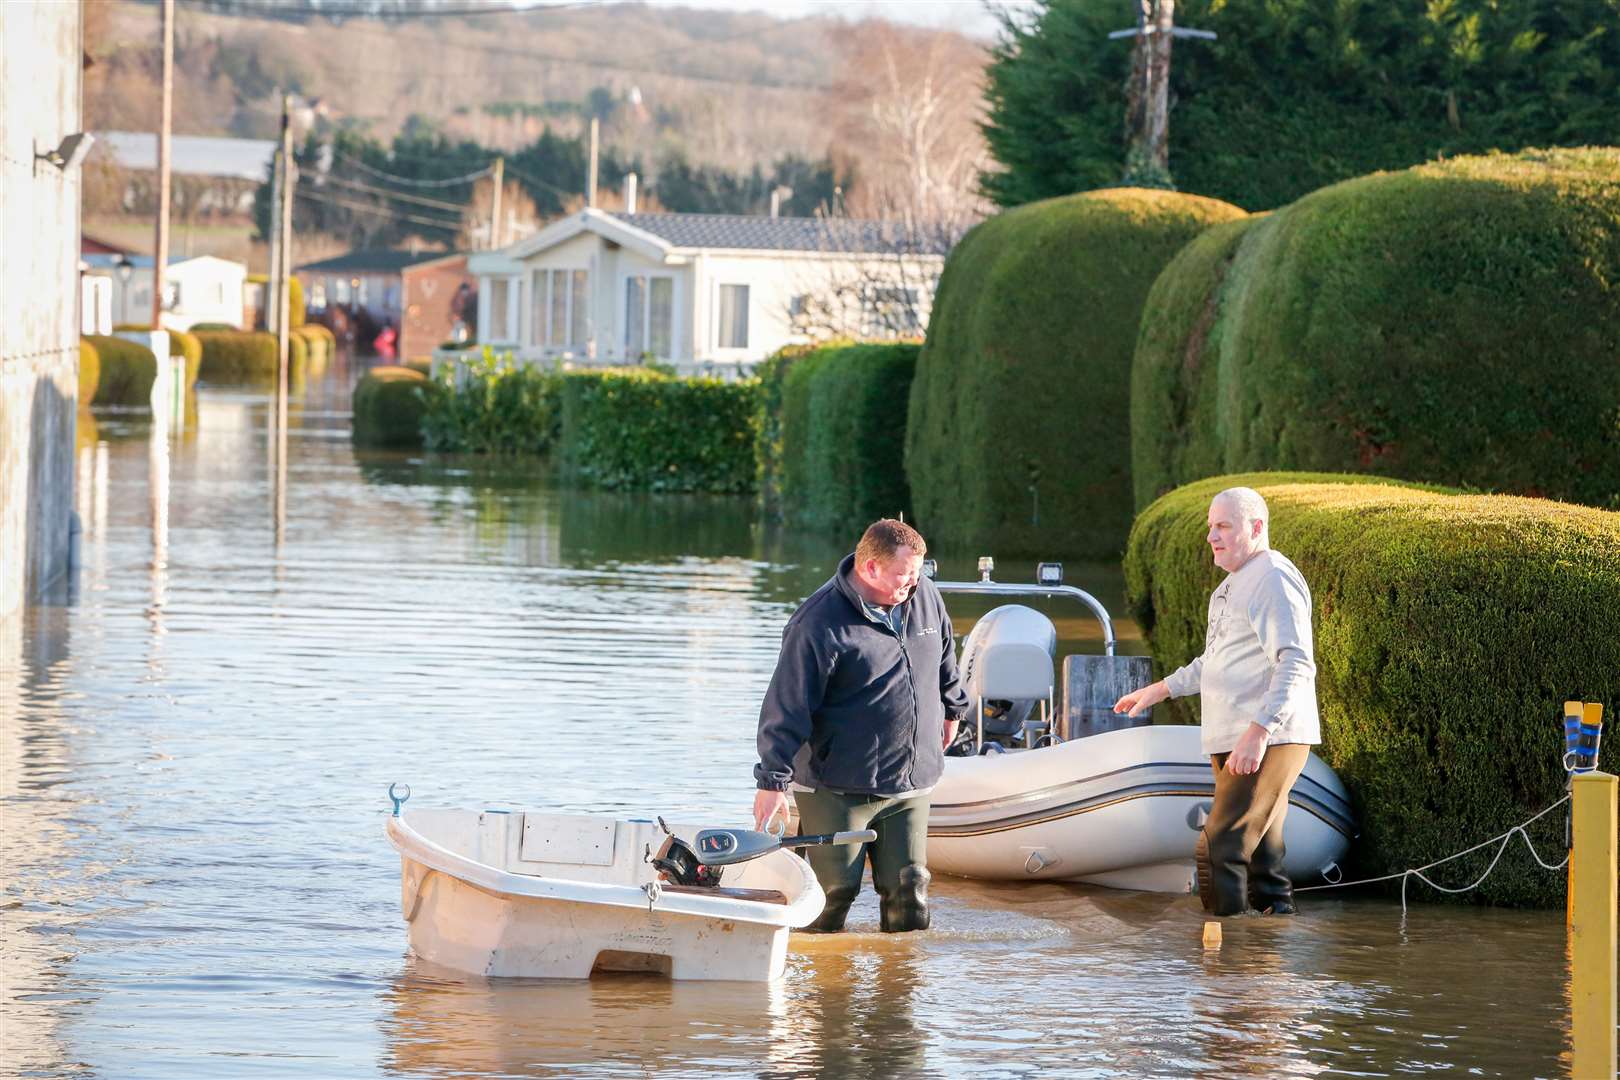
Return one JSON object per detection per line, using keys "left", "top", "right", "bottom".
{"left": 954, "top": 604, "right": 1057, "bottom": 753}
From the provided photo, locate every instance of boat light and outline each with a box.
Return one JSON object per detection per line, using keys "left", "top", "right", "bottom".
{"left": 977, "top": 556, "right": 994, "bottom": 582}
{"left": 1037, "top": 562, "right": 1064, "bottom": 586}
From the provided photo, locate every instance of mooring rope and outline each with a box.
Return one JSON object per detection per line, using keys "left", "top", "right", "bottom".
{"left": 1295, "top": 795, "right": 1571, "bottom": 914}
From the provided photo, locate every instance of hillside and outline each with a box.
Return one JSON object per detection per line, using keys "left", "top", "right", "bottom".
{"left": 86, "top": 1, "right": 866, "bottom": 174}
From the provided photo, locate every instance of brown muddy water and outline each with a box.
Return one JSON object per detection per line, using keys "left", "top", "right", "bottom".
{"left": 0, "top": 362, "right": 1590, "bottom": 1078}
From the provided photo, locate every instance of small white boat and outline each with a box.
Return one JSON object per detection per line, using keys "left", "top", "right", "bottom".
{"left": 385, "top": 796, "right": 826, "bottom": 981}
{"left": 925, "top": 561, "right": 1356, "bottom": 893}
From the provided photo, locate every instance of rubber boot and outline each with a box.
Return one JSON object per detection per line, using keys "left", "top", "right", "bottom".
{"left": 806, "top": 884, "right": 859, "bottom": 933}
{"left": 877, "top": 864, "right": 931, "bottom": 932}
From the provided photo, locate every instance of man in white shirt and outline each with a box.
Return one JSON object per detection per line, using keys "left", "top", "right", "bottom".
{"left": 1114, "top": 487, "right": 1321, "bottom": 915}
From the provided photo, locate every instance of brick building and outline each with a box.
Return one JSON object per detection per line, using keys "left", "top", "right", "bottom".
{"left": 296, "top": 250, "right": 474, "bottom": 359}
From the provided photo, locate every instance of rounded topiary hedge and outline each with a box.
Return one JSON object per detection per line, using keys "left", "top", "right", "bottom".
{"left": 78, "top": 339, "right": 100, "bottom": 406}
{"left": 780, "top": 342, "right": 917, "bottom": 536}
{"left": 115, "top": 325, "right": 203, "bottom": 391}
{"left": 352, "top": 366, "right": 440, "bottom": 448}
{"left": 1125, "top": 471, "right": 1620, "bottom": 908}
{"left": 1130, "top": 148, "right": 1620, "bottom": 512}
{"left": 82, "top": 334, "right": 157, "bottom": 407}
{"left": 906, "top": 187, "right": 1246, "bottom": 560}
{"left": 195, "top": 330, "right": 306, "bottom": 390}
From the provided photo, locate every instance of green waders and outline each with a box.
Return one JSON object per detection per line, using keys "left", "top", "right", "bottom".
{"left": 794, "top": 787, "right": 932, "bottom": 933}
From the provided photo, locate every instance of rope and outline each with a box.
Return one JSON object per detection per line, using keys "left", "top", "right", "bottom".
{"left": 1296, "top": 795, "right": 1570, "bottom": 914}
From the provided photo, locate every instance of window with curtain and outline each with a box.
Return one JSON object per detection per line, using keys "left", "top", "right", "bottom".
{"left": 717, "top": 284, "right": 749, "bottom": 349}
{"left": 570, "top": 270, "right": 589, "bottom": 350}
{"left": 491, "top": 276, "right": 512, "bottom": 341}
{"left": 530, "top": 270, "right": 546, "bottom": 346}
{"left": 623, "top": 274, "right": 674, "bottom": 359}
{"left": 549, "top": 269, "right": 568, "bottom": 345}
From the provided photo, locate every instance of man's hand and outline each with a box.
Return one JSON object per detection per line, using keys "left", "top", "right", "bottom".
{"left": 1114, "top": 679, "right": 1170, "bottom": 718}
{"left": 754, "top": 788, "right": 790, "bottom": 832}
{"left": 1225, "top": 722, "right": 1271, "bottom": 775}
{"left": 943, "top": 717, "right": 959, "bottom": 750}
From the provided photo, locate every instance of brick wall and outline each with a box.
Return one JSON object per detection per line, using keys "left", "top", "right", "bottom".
{"left": 400, "top": 257, "right": 474, "bottom": 362}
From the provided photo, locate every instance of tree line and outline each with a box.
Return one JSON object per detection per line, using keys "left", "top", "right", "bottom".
{"left": 983, "top": 0, "right": 1620, "bottom": 211}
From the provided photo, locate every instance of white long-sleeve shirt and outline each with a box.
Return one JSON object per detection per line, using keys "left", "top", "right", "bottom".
{"left": 1164, "top": 549, "right": 1321, "bottom": 755}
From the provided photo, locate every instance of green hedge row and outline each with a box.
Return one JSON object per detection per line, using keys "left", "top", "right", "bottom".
{"left": 195, "top": 330, "right": 307, "bottom": 391}
{"left": 905, "top": 187, "right": 1247, "bottom": 560}
{"left": 297, "top": 324, "right": 335, "bottom": 373}
{"left": 419, "top": 349, "right": 561, "bottom": 455}
{"left": 82, "top": 334, "right": 157, "bottom": 407}
{"left": 247, "top": 273, "right": 305, "bottom": 329}
{"left": 1131, "top": 148, "right": 1620, "bottom": 511}
{"left": 778, "top": 342, "right": 917, "bottom": 535}
{"left": 353, "top": 366, "right": 443, "bottom": 448}
{"left": 753, "top": 342, "right": 834, "bottom": 521}
{"left": 114, "top": 325, "right": 203, "bottom": 391}
{"left": 1125, "top": 472, "right": 1620, "bottom": 908}
{"left": 558, "top": 368, "right": 761, "bottom": 493}
{"left": 78, "top": 340, "right": 100, "bottom": 406}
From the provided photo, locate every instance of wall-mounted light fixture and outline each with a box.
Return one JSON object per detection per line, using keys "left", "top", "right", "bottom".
{"left": 35, "top": 132, "right": 96, "bottom": 172}
{"left": 115, "top": 255, "right": 135, "bottom": 284}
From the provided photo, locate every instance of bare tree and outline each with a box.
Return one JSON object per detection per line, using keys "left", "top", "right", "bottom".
{"left": 785, "top": 21, "right": 992, "bottom": 342}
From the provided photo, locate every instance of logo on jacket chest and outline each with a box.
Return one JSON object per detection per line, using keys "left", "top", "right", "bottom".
{"left": 916, "top": 626, "right": 938, "bottom": 636}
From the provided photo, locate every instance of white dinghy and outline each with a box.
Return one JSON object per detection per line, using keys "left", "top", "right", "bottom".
{"left": 926, "top": 560, "right": 1355, "bottom": 893}
{"left": 384, "top": 788, "right": 834, "bottom": 982}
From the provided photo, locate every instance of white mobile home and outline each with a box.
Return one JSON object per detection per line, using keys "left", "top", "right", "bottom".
{"left": 81, "top": 253, "right": 247, "bottom": 331}
{"left": 467, "top": 209, "right": 946, "bottom": 372}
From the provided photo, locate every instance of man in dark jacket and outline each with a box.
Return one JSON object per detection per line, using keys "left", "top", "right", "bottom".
{"left": 752, "top": 518, "right": 970, "bottom": 932}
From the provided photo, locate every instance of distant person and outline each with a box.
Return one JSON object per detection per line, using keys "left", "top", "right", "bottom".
{"left": 1112, "top": 487, "right": 1320, "bottom": 916}
{"left": 753, "top": 518, "right": 969, "bottom": 932}
{"left": 374, "top": 320, "right": 397, "bottom": 361}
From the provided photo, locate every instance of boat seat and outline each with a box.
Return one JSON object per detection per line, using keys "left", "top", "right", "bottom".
{"left": 660, "top": 884, "right": 789, "bottom": 905}
{"left": 975, "top": 643, "right": 1054, "bottom": 701}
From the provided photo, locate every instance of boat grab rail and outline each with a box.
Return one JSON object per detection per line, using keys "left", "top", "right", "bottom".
{"left": 929, "top": 578, "right": 1118, "bottom": 657}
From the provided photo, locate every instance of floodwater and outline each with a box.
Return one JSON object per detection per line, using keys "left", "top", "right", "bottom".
{"left": 1, "top": 360, "right": 1585, "bottom": 1078}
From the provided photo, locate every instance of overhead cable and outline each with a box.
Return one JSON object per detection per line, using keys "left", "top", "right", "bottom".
{"left": 316, "top": 172, "right": 473, "bottom": 212}
{"left": 295, "top": 187, "right": 462, "bottom": 230}
{"left": 333, "top": 152, "right": 492, "bottom": 188}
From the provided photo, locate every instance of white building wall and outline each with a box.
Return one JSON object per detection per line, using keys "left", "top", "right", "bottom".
{"left": 1, "top": 1, "right": 83, "bottom": 617}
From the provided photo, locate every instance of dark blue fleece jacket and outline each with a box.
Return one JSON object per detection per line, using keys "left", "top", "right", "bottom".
{"left": 754, "top": 553, "right": 971, "bottom": 796}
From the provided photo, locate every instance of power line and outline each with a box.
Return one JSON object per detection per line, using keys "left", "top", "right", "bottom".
{"left": 177, "top": 0, "right": 611, "bottom": 19}
{"left": 315, "top": 171, "right": 474, "bottom": 212}
{"left": 332, "top": 151, "right": 492, "bottom": 187}
{"left": 502, "top": 161, "right": 583, "bottom": 200}
{"left": 295, "top": 186, "right": 463, "bottom": 229}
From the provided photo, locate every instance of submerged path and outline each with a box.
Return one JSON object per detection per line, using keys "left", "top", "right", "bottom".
{"left": 0, "top": 363, "right": 1579, "bottom": 1078}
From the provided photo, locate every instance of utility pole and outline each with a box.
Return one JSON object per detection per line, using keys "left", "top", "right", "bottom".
{"left": 151, "top": 0, "right": 174, "bottom": 327}
{"left": 1109, "top": 0, "right": 1215, "bottom": 188}
{"left": 586, "top": 117, "right": 599, "bottom": 209}
{"left": 489, "top": 156, "right": 504, "bottom": 249}
{"left": 276, "top": 94, "right": 295, "bottom": 445}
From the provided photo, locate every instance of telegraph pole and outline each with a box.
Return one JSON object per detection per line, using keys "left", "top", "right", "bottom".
{"left": 151, "top": 0, "right": 174, "bottom": 327}
{"left": 586, "top": 117, "right": 599, "bottom": 208}
{"left": 276, "top": 94, "right": 295, "bottom": 444}
{"left": 1109, "top": 0, "right": 1215, "bottom": 188}
{"left": 490, "top": 156, "right": 505, "bottom": 249}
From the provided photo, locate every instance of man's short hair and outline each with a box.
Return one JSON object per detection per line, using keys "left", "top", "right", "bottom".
{"left": 856, "top": 518, "right": 927, "bottom": 564}
{"left": 1214, "top": 487, "right": 1269, "bottom": 528}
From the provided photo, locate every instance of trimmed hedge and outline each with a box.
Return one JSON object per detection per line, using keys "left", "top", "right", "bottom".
{"left": 247, "top": 274, "right": 305, "bottom": 329}
{"left": 1125, "top": 472, "right": 1620, "bottom": 908}
{"left": 83, "top": 334, "right": 157, "bottom": 407}
{"left": 188, "top": 321, "right": 239, "bottom": 332}
{"left": 558, "top": 368, "right": 761, "bottom": 493}
{"left": 906, "top": 187, "right": 1246, "bottom": 560}
{"left": 353, "top": 366, "right": 442, "bottom": 448}
{"left": 779, "top": 343, "right": 917, "bottom": 535}
{"left": 420, "top": 349, "right": 561, "bottom": 455}
{"left": 78, "top": 340, "right": 100, "bottom": 406}
{"left": 1131, "top": 148, "right": 1620, "bottom": 511}
{"left": 114, "top": 324, "right": 203, "bottom": 391}
{"left": 195, "top": 330, "right": 307, "bottom": 390}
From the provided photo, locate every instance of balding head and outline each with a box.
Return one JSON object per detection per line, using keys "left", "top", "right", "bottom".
{"left": 1207, "top": 487, "right": 1269, "bottom": 573}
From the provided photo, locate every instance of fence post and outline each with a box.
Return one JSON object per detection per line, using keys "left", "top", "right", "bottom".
{"left": 1570, "top": 768, "right": 1616, "bottom": 1080}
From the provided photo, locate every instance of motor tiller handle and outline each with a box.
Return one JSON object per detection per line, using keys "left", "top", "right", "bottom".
{"left": 789, "top": 830, "right": 877, "bottom": 848}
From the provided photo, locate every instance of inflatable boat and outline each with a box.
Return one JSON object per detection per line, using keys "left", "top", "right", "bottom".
{"left": 384, "top": 789, "right": 829, "bottom": 981}
{"left": 925, "top": 560, "right": 1355, "bottom": 893}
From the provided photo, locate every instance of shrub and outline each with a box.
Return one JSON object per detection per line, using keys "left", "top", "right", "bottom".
{"left": 1131, "top": 148, "right": 1620, "bottom": 512}
{"left": 905, "top": 187, "right": 1246, "bottom": 560}
{"left": 188, "top": 321, "right": 239, "bottom": 332}
{"left": 115, "top": 324, "right": 203, "bottom": 391}
{"left": 78, "top": 339, "right": 100, "bottom": 406}
{"left": 420, "top": 348, "right": 561, "bottom": 455}
{"left": 402, "top": 358, "right": 432, "bottom": 377}
{"left": 247, "top": 274, "right": 305, "bottom": 329}
{"left": 195, "top": 330, "right": 306, "bottom": 391}
{"left": 779, "top": 343, "right": 917, "bottom": 535}
{"left": 1125, "top": 471, "right": 1620, "bottom": 908}
{"left": 294, "top": 325, "right": 328, "bottom": 375}
{"left": 353, "top": 366, "right": 443, "bottom": 448}
{"left": 753, "top": 340, "right": 848, "bottom": 520}
{"left": 558, "top": 368, "right": 761, "bottom": 493}
{"left": 83, "top": 334, "right": 157, "bottom": 406}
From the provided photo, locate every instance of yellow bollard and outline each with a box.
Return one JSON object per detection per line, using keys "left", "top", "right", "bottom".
{"left": 1570, "top": 769, "right": 1616, "bottom": 1080}
{"left": 1202, "top": 921, "right": 1222, "bottom": 950}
